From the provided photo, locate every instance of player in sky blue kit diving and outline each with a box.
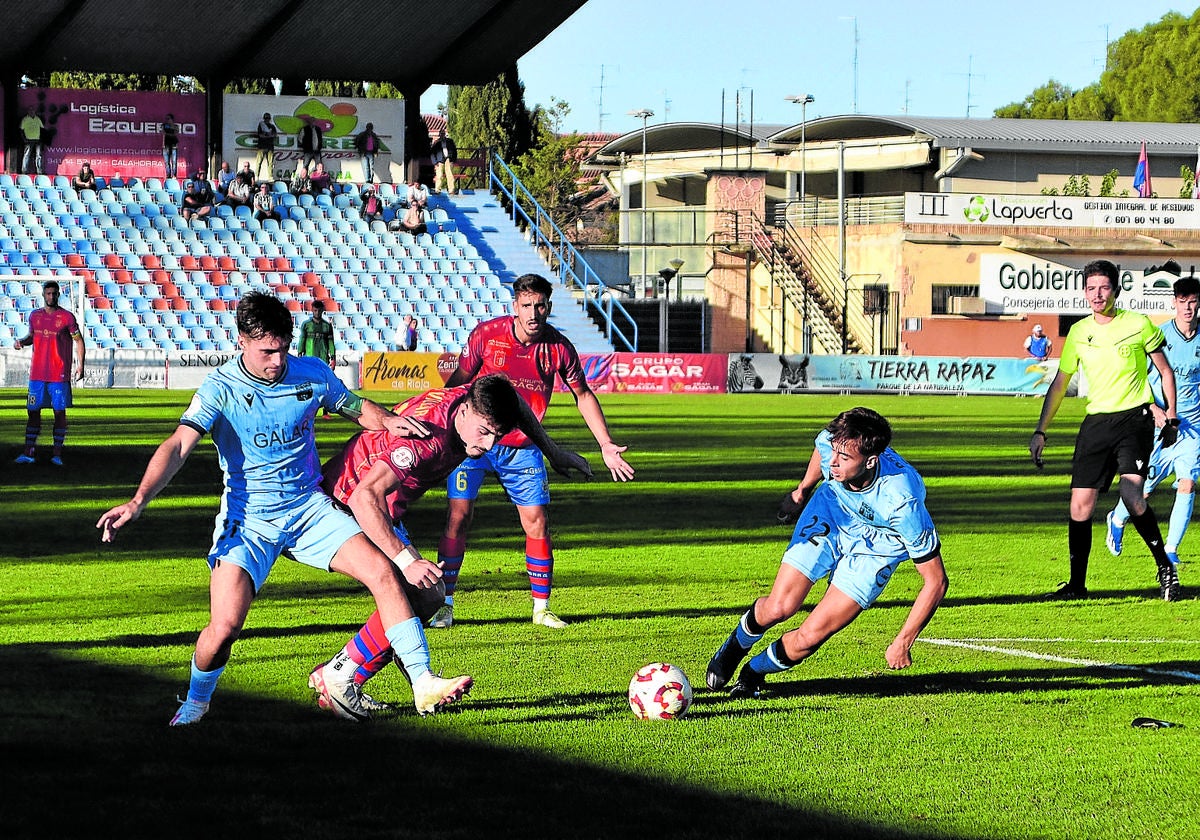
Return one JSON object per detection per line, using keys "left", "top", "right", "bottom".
{"left": 706, "top": 407, "right": 949, "bottom": 698}
{"left": 97, "top": 292, "right": 472, "bottom": 725}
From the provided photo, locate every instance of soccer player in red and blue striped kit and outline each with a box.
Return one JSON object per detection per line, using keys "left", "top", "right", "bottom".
{"left": 431, "top": 273, "right": 635, "bottom": 629}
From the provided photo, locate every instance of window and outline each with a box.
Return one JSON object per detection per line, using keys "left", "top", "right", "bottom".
{"left": 931, "top": 284, "right": 980, "bottom": 315}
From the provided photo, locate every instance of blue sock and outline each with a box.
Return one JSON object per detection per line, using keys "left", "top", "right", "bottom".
{"left": 187, "top": 656, "right": 225, "bottom": 704}
{"left": 746, "top": 640, "right": 792, "bottom": 676}
{"left": 1167, "top": 491, "right": 1194, "bottom": 554}
{"left": 1111, "top": 499, "right": 1130, "bottom": 527}
{"left": 384, "top": 617, "right": 430, "bottom": 681}
{"left": 734, "top": 611, "right": 764, "bottom": 649}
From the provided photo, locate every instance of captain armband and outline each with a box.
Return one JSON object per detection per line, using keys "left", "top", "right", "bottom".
{"left": 338, "top": 393, "right": 365, "bottom": 418}
{"left": 391, "top": 545, "right": 420, "bottom": 570}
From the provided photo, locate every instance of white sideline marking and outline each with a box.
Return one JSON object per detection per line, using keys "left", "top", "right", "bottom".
{"left": 936, "top": 637, "right": 1200, "bottom": 645}
{"left": 920, "top": 638, "right": 1200, "bottom": 682}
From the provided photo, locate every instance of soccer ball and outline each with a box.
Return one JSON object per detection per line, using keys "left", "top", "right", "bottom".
{"left": 628, "top": 662, "right": 692, "bottom": 720}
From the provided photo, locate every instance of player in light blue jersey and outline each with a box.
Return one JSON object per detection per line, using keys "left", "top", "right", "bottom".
{"left": 97, "top": 292, "right": 473, "bottom": 725}
{"left": 1106, "top": 275, "right": 1200, "bottom": 575}
{"left": 706, "top": 407, "right": 949, "bottom": 698}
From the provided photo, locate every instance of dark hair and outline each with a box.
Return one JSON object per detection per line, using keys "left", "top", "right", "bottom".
{"left": 826, "top": 407, "right": 892, "bottom": 457}
{"left": 1174, "top": 276, "right": 1200, "bottom": 298}
{"left": 466, "top": 373, "right": 523, "bottom": 435}
{"left": 236, "top": 291, "right": 293, "bottom": 341}
{"left": 42, "top": 280, "right": 60, "bottom": 291}
{"left": 512, "top": 273, "right": 554, "bottom": 299}
{"left": 1082, "top": 260, "right": 1120, "bottom": 293}
{"left": 311, "top": 300, "right": 326, "bottom": 312}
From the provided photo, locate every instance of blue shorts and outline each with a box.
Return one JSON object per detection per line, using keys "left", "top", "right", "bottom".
{"left": 446, "top": 443, "right": 550, "bottom": 507}
{"left": 207, "top": 492, "right": 363, "bottom": 592}
{"left": 1146, "top": 424, "right": 1200, "bottom": 493}
{"left": 780, "top": 485, "right": 907, "bottom": 610}
{"left": 27, "top": 381, "right": 72, "bottom": 411}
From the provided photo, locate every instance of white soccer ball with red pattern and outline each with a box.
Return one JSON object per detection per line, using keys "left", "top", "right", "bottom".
{"left": 628, "top": 662, "right": 692, "bottom": 720}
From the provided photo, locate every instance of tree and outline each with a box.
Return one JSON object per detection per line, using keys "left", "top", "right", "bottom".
{"left": 47, "top": 72, "right": 189, "bottom": 92}
{"left": 447, "top": 66, "right": 536, "bottom": 162}
{"left": 995, "top": 10, "right": 1200, "bottom": 122}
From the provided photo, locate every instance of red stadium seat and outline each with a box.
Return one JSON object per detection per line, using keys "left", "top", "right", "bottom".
{"left": 209, "top": 299, "right": 228, "bottom": 312}
{"left": 64, "top": 253, "right": 85, "bottom": 268}
{"left": 180, "top": 255, "right": 201, "bottom": 270}
{"left": 103, "top": 254, "right": 123, "bottom": 268}
{"left": 322, "top": 299, "right": 338, "bottom": 313}
{"left": 151, "top": 297, "right": 170, "bottom": 310}
{"left": 210, "top": 270, "right": 226, "bottom": 286}
{"left": 113, "top": 269, "right": 132, "bottom": 284}
{"left": 85, "top": 279, "right": 101, "bottom": 297}
{"left": 217, "top": 255, "right": 235, "bottom": 271}
{"left": 199, "top": 256, "right": 217, "bottom": 271}
{"left": 254, "top": 256, "right": 273, "bottom": 272}
{"left": 170, "top": 296, "right": 189, "bottom": 311}
{"left": 142, "top": 254, "right": 162, "bottom": 269}
{"left": 284, "top": 299, "right": 301, "bottom": 312}
{"left": 92, "top": 296, "right": 112, "bottom": 309}
{"left": 273, "top": 256, "right": 292, "bottom": 272}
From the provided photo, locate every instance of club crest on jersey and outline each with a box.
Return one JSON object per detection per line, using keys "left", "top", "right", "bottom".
{"left": 858, "top": 502, "right": 878, "bottom": 522}
{"left": 390, "top": 447, "right": 416, "bottom": 470}
{"left": 296, "top": 387, "right": 313, "bottom": 401}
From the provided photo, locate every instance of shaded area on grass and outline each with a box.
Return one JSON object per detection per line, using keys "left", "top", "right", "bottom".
{"left": 0, "top": 643, "right": 983, "bottom": 840}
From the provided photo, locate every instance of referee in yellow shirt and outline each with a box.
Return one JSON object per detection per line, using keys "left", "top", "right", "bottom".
{"left": 1030, "top": 259, "right": 1181, "bottom": 601}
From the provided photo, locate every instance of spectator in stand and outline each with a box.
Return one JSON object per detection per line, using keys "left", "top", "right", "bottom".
{"left": 162, "top": 113, "right": 179, "bottom": 179}
{"left": 255, "top": 112, "right": 279, "bottom": 181}
{"left": 355, "top": 122, "right": 382, "bottom": 184}
{"left": 72, "top": 162, "right": 97, "bottom": 193}
{"left": 360, "top": 185, "right": 384, "bottom": 224}
{"left": 431, "top": 128, "right": 457, "bottom": 195}
{"left": 190, "top": 169, "right": 215, "bottom": 207}
{"left": 253, "top": 182, "right": 280, "bottom": 223}
{"left": 298, "top": 116, "right": 324, "bottom": 172}
{"left": 20, "top": 107, "right": 44, "bottom": 175}
{"left": 396, "top": 314, "right": 419, "bottom": 351}
{"left": 310, "top": 162, "right": 334, "bottom": 196}
{"left": 214, "top": 161, "right": 237, "bottom": 198}
{"left": 225, "top": 169, "right": 254, "bottom": 210}
{"left": 181, "top": 181, "right": 212, "bottom": 223}
{"left": 290, "top": 165, "right": 313, "bottom": 197}
{"left": 391, "top": 181, "right": 429, "bottom": 234}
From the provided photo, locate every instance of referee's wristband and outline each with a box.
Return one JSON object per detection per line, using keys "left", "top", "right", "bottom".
{"left": 391, "top": 545, "right": 419, "bottom": 570}
{"left": 1166, "top": 418, "right": 1181, "bottom": 427}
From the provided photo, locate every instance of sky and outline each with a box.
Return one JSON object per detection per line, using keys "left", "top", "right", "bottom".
{"left": 422, "top": 1, "right": 1191, "bottom": 136}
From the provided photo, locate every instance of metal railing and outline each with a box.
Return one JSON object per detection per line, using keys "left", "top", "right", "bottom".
{"left": 489, "top": 153, "right": 638, "bottom": 352}
{"left": 775, "top": 195, "right": 905, "bottom": 227}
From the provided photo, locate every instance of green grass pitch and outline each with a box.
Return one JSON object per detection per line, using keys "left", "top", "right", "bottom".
{"left": 0, "top": 389, "right": 1196, "bottom": 839}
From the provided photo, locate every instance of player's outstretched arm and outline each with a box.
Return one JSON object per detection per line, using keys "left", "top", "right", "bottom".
{"left": 885, "top": 554, "right": 948, "bottom": 669}
{"left": 342, "top": 394, "right": 432, "bottom": 438}
{"left": 347, "top": 460, "right": 442, "bottom": 589}
{"left": 514, "top": 397, "right": 593, "bottom": 479}
{"left": 97, "top": 425, "right": 202, "bottom": 543}
{"left": 572, "top": 386, "right": 634, "bottom": 482}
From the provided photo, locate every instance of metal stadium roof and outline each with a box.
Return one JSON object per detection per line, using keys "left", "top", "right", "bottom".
{"left": 766, "top": 115, "right": 1200, "bottom": 154}
{"left": 592, "top": 122, "right": 791, "bottom": 159}
{"left": 0, "top": 0, "right": 587, "bottom": 91}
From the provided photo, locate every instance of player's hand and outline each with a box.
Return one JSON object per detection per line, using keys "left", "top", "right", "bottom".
{"left": 75, "top": 366, "right": 85, "bottom": 382}
{"left": 383, "top": 414, "right": 431, "bottom": 439}
{"left": 776, "top": 490, "right": 805, "bottom": 525}
{"left": 401, "top": 557, "right": 443, "bottom": 589}
{"left": 600, "top": 442, "right": 634, "bottom": 482}
{"left": 1029, "top": 432, "right": 1046, "bottom": 469}
{"left": 96, "top": 502, "right": 142, "bottom": 543}
{"left": 548, "top": 448, "right": 593, "bottom": 480}
{"left": 885, "top": 639, "right": 913, "bottom": 669}
{"left": 1160, "top": 422, "right": 1179, "bottom": 448}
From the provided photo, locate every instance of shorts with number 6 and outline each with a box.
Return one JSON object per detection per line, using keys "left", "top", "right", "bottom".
{"left": 781, "top": 484, "right": 907, "bottom": 610}
{"left": 446, "top": 443, "right": 550, "bottom": 506}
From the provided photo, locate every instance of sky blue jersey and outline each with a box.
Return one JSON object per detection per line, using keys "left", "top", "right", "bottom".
{"left": 814, "top": 428, "right": 940, "bottom": 561}
{"left": 180, "top": 354, "right": 351, "bottom": 517}
{"left": 1150, "top": 319, "right": 1200, "bottom": 429}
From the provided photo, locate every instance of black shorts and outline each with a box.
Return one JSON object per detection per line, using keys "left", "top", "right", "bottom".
{"left": 1071, "top": 405, "right": 1154, "bottom": 490}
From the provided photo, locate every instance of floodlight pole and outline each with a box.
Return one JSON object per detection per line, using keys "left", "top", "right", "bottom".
{"left": 630, "top": 109, "right": 654, "bottom": 299}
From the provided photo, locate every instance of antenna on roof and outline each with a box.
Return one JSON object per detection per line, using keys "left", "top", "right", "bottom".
{"left": 596, "top": 65, "right": 613, "bottom": 132}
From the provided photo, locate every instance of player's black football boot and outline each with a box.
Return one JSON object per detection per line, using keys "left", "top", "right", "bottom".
{"left": 706, "top": 630, "right": 750, "bottom": 690}
{"left": 727, "top": 664, "right": 766, "bottom": 699}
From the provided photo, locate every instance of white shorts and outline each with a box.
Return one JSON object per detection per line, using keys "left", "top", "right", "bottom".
{"left": 207, "top": 492, "right": 363, "bottom": 592}
{"left": 781, "top": 485, "right": 907, "bottom": 610}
